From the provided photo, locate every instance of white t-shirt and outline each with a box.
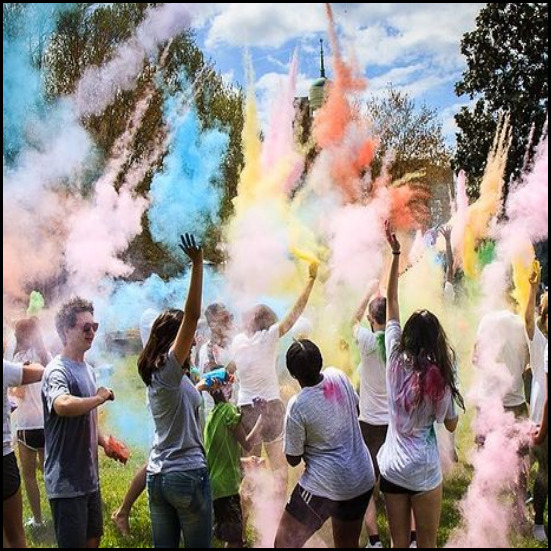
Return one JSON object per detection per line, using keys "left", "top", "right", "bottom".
{"left": 354, "top": 325, "right": 389, "bottom": 426}
{"left": 231, "top": 324, "right": 281, "bottom": 406}
{"left": 285, "top": 368, "right": 375, "bottom": 501}
{"left": 378, "top": 321, "right": 457, "bottom": 492}
{"left": 476, "top": 311, "right": 528, "bottom": 408}
{"left": 12, "top": 350, "right": 48, "bottom": 430}
{"left": 528, "top": 325, "right": 548, "bottom": 423}
{"left": 3, "top": 360, "right": 23, "bottom": 456}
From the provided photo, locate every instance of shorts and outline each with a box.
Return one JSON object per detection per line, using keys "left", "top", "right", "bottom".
{"left": 3, "top": 452, "right": 21, "bottom": 501}
{"left": 380, "top": 476, "right": 422, "bottom": 496}
{"left": 50, "top": 491, "right": 103, "bottom": 548}
{"left": 17, "top": 429, "right": 45, "bottom": 451}
{"left": 240, "top": 399, "right": 285, "bottom": 443}
{"left": 213, "top": 494, "right": 244, "bottom": 545}
{"left": 286, "top": 484, "right": 372, "bottom": 532}
{"left": 360, "top": 422, "right": 388, "bottom": 479}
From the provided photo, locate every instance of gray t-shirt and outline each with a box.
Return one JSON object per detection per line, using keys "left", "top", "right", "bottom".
{"left": 3, "top": 360, "right": 23, "bottom": 456}
{"left": 42, "top": 356, "right": 99, "bottom": 499}
{"left": 285, "top": 367, "right": 375, "bottom": 501}
{"left": 147, "top": 351, "right": 206, "bottom": 474}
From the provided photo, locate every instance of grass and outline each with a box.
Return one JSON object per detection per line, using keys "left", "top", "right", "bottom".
{"left": 21, "top": 358, "right": 547, "bottom": 548}
{"left": 22, "top": 451, "right": 548, "bottom": 548}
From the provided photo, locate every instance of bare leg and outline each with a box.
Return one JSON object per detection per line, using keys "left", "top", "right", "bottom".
{"left": 332, "top": 518, "right": 364, "bottom": 548}
{"left": 274, "top": 511, "right": 317, "bottom": 548}
{"left": 86, "top": 537, "right": 101, "bottom": 548}
{"left": 265, "top": 439, "right": 288, "bottom": 508}
{"left": 384, "top": 493, "right": 411, "bottom": 549}
{"left": 3, "top": 490, "right": 27, "bottom": 548}
{"left": 18, "top": 443, "right": 42, "bottom": 524}
{"left": 411, "top": 485, "right": 442, "bottom": 549}
{"left": 365, "top": 498, "right": 379, "bottom": 538}
{"left": 112, "top": 464, "right": 147, "bottom": 536}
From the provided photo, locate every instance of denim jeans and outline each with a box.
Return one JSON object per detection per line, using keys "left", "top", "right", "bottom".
{"left": 147, "top": 468, "right": 213, "bottom": 548}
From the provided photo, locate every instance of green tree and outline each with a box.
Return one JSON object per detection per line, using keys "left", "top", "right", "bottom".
{"left": 367, "top": 88, "right": 452, "bottom": 225}
{"left": 41, "top": 3, "right": 243, "bottom": 275}
{"left": 454, "top": 3, "right": 548, "bottom": 197}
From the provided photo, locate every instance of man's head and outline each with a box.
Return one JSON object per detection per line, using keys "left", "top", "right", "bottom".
{"left": 55, "top": 297, "right": 97, "bottom": 351}
{"left": 204, "top": 303, "right": 234, "bottom": 341}
{"left": 367, "top": 296, "right": 387, "bottom": 329}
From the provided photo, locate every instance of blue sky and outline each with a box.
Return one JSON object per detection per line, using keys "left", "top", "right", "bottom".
{"left": 192, "top": 3, "right": 485, "bottom": 142}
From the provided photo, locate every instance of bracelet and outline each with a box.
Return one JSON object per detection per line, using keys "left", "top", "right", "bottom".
{"left": 392, "top": 251, "right": 401, "bottom": 256}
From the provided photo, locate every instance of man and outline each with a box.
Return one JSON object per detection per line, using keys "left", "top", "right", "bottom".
{"left": 42, "top": 297, "right": 122, "bottom": 548}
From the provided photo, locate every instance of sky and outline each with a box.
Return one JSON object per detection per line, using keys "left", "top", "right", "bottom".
{"left": 192, "top": 3, "right": 486, "bottom": 142}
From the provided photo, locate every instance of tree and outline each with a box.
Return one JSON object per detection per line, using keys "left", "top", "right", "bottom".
{"left": 454, "top": 3, "right": 548, "bottom": 198}
{"left": 41, "top": 3, "right": 244, "bottom": 274}
{"left": 367, "top": 88, "right": 452, "bottom": 225}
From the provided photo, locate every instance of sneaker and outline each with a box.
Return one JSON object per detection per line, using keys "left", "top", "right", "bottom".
{"left": 533, "top": 524, "right": 547, "bottom": 543}
{"left": 366, "top": 542, "right": 384, "bottom": 549}
{"left": 24, "top": 518, "right": 45, "bottom": 530}
{"left": 410, "top": 542, "right": 418, "bottom": 548}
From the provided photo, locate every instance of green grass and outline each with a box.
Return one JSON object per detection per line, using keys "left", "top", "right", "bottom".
{"left": 22, "top": 452, "right": 547, "bottom": 548}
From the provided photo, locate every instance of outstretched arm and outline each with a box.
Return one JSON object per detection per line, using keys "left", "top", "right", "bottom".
{"left": 440, "top": 226, "right": 454, "bottom": 285}
{"left": 171, "top": 234, "right": 204, "bottom": 365}
{"left": 385, "top": 221, "right": 401, "bottom": 323}
{"left": 279, "top": 263, "right": 318, "bottom": 337}
{"left": 525, "top": 263, "right": 540, "bottom": 341}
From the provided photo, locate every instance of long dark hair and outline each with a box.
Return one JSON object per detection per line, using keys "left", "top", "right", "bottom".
{"left": 138, "top": 309, "right": 183, "bottom": 386}
{"left": 399, "top": 310, "right": 464, "bottom": 410}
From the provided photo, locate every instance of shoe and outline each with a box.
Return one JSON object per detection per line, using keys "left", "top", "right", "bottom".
{"left": 366, "top": 542, "right": 384, "bottom": 548}
{"left": 24, "top": 518, "right": 45, "bottom": 530}
{"left": 533, "top": 524, "right": 547, "bottom": 543}
{"left": 410, "top": 542, "right": 418, "bottom": 548}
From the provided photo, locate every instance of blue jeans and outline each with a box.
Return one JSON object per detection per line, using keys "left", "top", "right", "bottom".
{"left": 147, "top": 468, "right": 213, "bottom": 548}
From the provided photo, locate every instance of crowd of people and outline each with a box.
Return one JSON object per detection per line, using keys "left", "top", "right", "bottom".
{"left": 3, "top": 230, "right": 548, "bottom": 548}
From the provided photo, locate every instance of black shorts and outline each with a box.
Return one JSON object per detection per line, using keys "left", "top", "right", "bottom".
{"left": 50, "top": 491, "right": 103, "bottom": 548}
{"left": 3, "top": 452, "right": 21, "bottom": 501}
{"left": 380, "top": 476, "right": 422, "bottom": 496}
{"left": 360, "top": 422, "right": 388, "bottom": 480}
{"left": 213, "top": 494, "right": 244, "bottom": 545}
{"left": 286, "top": 484, "right": 372, "bottom": 532}
{"left": 240, "top": 399, "right": 285, "bottom": 443}
{"left": 17, "top": 429, "right": 45, "bottom": 451}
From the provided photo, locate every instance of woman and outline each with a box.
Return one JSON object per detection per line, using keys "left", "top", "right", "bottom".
{"left": 378, "top": 222, "right": 464, "bottom": 548}
{"left": 138, "top": 234, "right": 211, "bottom": 548}
{"left": 11, "top": 317, "right": 51, "bottom": 529}
{"left": 274, "top": 340, "right": 375, "bottom": 548}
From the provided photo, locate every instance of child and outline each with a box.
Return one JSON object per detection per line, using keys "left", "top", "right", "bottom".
{"left": 204, "top": 384, "right": 265, "bottom": 548}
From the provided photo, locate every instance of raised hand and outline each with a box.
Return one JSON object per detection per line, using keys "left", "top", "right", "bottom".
{"left": 179, "top": 233, "right": 203, "bottom": 264}
{"left": 309, "top": 262, "right": 319, "bottom": 280}
{"left": 385, "top": 220, "right": 401, "bottom": 254}
{"left": 440, "top": 225, "right": 452, "bottom": 242}
{"left": 529, "top": 261, "right": 541, "bottom": 287}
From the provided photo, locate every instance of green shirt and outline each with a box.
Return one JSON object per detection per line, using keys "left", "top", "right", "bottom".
{"left": 204, "top": 402, "right": 242, "bottom": 500}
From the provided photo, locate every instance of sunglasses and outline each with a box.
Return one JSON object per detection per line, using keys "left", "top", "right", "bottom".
{"left": 78, "top": 322, "right": 99, "bottom": 334}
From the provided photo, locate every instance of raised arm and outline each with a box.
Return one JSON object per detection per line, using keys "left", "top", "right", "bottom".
{"left": 385, "top": 221, "right": 401, "bottom": 323}
{"left": 535, "top": 372, "right": 548, "bottom": 445}
{"left": 279, "top": 263, "right": 318, "bottom": 338}
{"left": 525, "top": 263, "right": 540, "bottom": 341}
{"left": 440, "top": 226, "right": 454, "bottom": 285}
{"left": 352, "top": 280, "right": 379, "bottom": 326}
{"left": 171, "top": 234, "right": 204, "bottom": 365}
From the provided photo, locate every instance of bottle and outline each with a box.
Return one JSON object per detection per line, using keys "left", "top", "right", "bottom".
{"left": 204, "top": 367, "right": 229, "bottom": 388}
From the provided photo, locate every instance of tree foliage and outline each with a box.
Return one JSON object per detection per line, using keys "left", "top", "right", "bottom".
{"left": 454, "top": 3, "right": 548, "bottom": 197}
{"left": 367, "top": 88, "right": 452, "bottom": 225}
{"left": 9, "top": 3, "right": 244, "bottom": 276}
